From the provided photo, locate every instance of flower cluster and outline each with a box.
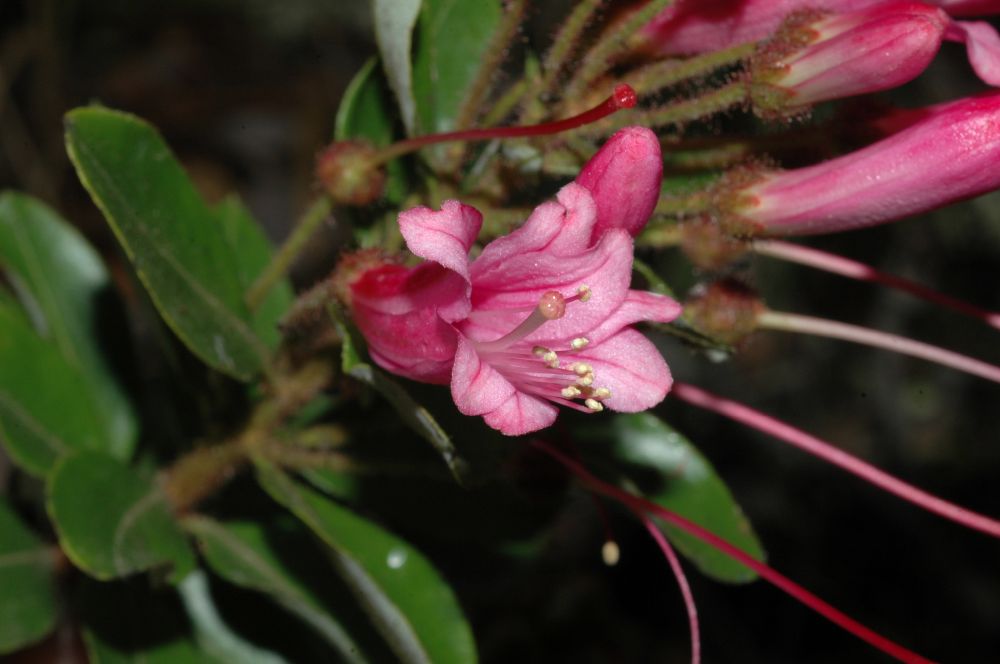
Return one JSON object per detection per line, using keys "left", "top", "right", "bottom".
{"left": 346, "top": 128, "right": 680, "bottom": 436}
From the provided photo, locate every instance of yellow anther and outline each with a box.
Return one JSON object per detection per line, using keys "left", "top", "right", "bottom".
{"left": 533, "top": 346, "right": 548, "bottom": 357}
{"left": 572, "top": 362, "right": 593, "bottom": 376}
{"left": 571, "top": 337, "right": 590, "bottom": 350}
{"left": 593, "top": 387, "right": 612, "bottom": 399}
{"left": 577, "top": 373, "right": 594, "bottom": 387}
{"left": 578, "top": 284, "right": 592, "bottom": 302}
{"left": 601, "top": 541, "right": 620, "bottom": 566}
{"left": 543, "top": 350, "right": 559, "bottom": 367}
{"left": 585, "top": 398, "right": 604, "bottom": 411}
{"left": 561, "top": 386, "right": 582, "bottom": 398}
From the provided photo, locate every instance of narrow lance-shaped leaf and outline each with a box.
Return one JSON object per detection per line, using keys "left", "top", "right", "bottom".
{"left": 0, "top": 301, "right": 108, "bottom": 475}
{"left": 183, "top": 516, "right": 368, "bottom": 664}
{"left": 257, "top": 465, "right": 478, "bottom": 664}
{"left": 64, "top": 107, "right": 270, "bottom": 381}
{"left": 0, "top": 500, "right": 58, "bottom": 654}
{"left": 373, "top": 0, "right": 421, "bottom": 135}
{"left": 593, "top": 413, "right": 766, "bottom": 583}
{"left": 0, "top": 191, "right": 137, "bottom": 461}
{"left": 47, "top": 451, "right": 195, "bottom": 582}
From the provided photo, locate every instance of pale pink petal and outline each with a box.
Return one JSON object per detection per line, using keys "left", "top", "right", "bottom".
{"left": 468, "top": 230, "right": 634, "bottom": 342}
{"left": 945, "top": 20, "right": 1000, "bottom": 85}
{"left": 451, "top": 335, "right": 516, "bottom": 416}
{"left": 482, "top": 391, "right": 559, "bottom": 436}
{"left": 399, "top": 200, "right": 482, "bottom": 283}
{"left": 575, "top": 127, "right": 662, "bottom": 240}
{"left": 575, "top": 290, "right": 682, "bottom": 346}
{"left": 354, "top": 303, "right": 458, "bottom": 384}
{"left": 574, "top": 329, "right": 673, "bottom": 412}
{"left": 473, "top": 183, "right": 599, "bottom": 272}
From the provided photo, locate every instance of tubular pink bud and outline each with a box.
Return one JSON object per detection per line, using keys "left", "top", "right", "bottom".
{"left": 722, "top": 92, "right": 1000, "bottom": 235}
{"left": 751, "top": 4, "right": 948, "bottom": 114}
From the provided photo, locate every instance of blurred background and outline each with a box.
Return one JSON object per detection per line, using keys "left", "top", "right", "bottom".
{"left": 2, "top": 0, "right": 999, "bottom": 661}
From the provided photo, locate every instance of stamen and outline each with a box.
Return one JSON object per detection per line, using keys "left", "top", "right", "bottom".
{"left": 593, "top": 387, "right": 612, "bottom": 399}
{"left": 585, "top": 398, "right": 604, "bottom": 411}
{"left": 577, "top": 373, "right": 595, "bottom": 387}
{"left": 571, "top": 336, "right": 590, "bottom": 349}
{"left": 562, "top": 386, "right": 582, "bottom": 398}
{"left": 578, "top": 284, "right": 592, "bottom": 302}
{"left": 601, "top": 540, "right": 620, "bottom": 566}
{"left": 573, "top": 362, "right": 593, "bottom": 376}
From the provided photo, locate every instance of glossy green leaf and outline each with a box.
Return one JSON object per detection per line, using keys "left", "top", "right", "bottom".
{"left": 0, "top": 302, "right": 109, "bottom": 475}
{"left": 65, "top": 107, "right": 270, "bottom": 381}
{"left": 47, "top": 451, "right": 195, "bottom": 581}
{"left": 258, "top": 465, "right": 477, "bottom": 664}
{"left": 373, "top": 0, "right": 421, "bottom": 135}
{"left": 335, "top": 59, "right": 408, "bottom": 203}
{"left": 0, "top": 191, "right": 137, "bottom": 461}
{"left": 177, "top": 570, "right": 288, "bottom": 664}
{"left": 183, "top": 516, "right": 367, "bottom": 663}
{"left": 411, "top": 0, "right": 501, "bottom": 134}
{"left": 0, "top": 501, "right": 58, "bottom": 654}
{"left": 214, "top": 196, "right": 293, "bottom": 349}
{"left": 80, "top": 577, "right": 221, "bottom": 664}
{"left": 601, "top": 413, "right": 765, "bottom": 583}
{"left": 330, "top": 306, "right": 467, "bottom": 483}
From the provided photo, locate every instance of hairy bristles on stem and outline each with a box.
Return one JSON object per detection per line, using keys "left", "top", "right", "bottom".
{"left": 641, "top": 515, "right": 701, "bottom": 664}
{"left": 757, "top": 310, "right": 1000, "bottom": 385}
{"left": 672, "top": 382, "right": 1000, "bottom": 539}
{"left": 625, "top": 42, "right": 756, "bottom": 96}
{"left": 370, "top": 84, "right": 637, "bottom": 166}
{"left": 528, "top": 0, "right": 604, "bottom": 121}
{"left": 753, "top": 240, "right": 1000, "bottom": 331}
{"left": 531, "top": 440, "right": 934, "bottom": 664}
{"left": 589, "top": 82, "right": 748, "bottom": 139}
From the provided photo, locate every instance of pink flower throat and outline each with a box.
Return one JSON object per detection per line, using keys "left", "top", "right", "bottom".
{"left": 472, "top": 287, "right": 612, "bottom": 413}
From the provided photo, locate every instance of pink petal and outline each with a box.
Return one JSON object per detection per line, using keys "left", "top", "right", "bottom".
{"left": 467, "top": 229, "right": 634, "bottom": 342}
{"left": 945, "top": 20, "right": 1000, "bottom": 85}
{"left": 451, "top": 335, "right": 516, "bottom": 416}
{"left": 482, "top": 391, "right": 559, "bottom": 436}
{"left": 398, "top": 200, "right": 483, "bottom": 283}
{"left": 353, "top": 303, "right": 458, "bottom": 384}
{"left": 578, "top": 290, "right": 683, "bottom": 346}
{"left": 575, "top": 127, "right": 662, "bottom": 240}
{"left": 473, "top": 183, "right": 599, "bottom": 271}
{"left": 574, "top": 329, "right": 673, "bottom": 412}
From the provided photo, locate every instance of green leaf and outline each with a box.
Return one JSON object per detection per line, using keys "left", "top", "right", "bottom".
{"left": 258, "top": 466, "right": 477, "bottom": 664}
{"left": 373, "top": 0, "right": 421, "bottom": 135}
{"left": 0, "top": 302, "right": 109, "bottom": 475}
{"left": 600, "top": 413, "right": 765, "bottom": 583}
{"left": 335, "top": 59, "right": 408, "bottom": 203}
{"left": 47, "top": 451, "right": 195, "bottom": 581}
{"left": 80, "top": 577, "right": 221, "bottom": 664}
{"left": 177, "top": 570, "right": 289, "bottom": 664}
{"left": 0, "top": 501, "right": 58, "bottom": 654}
{"left": 183, "top": 516, "right": 367, "bottom": 664}
{"left": 330, "top": 305, "right": 468, "bottom": 484}
{"left": 64, "top": 107, "right": 270, "bottom": 381}
{"left": 411, "top": 0, "right": 502, "bottom": 134}
{"left": 0, "top": 191, "right": 137, "bottom": 461}
{"left": 213, "top": 196, "right": 293, "bottom": 349}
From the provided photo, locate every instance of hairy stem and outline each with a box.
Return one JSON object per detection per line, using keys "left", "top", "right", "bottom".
{"left": 626, "top": 42, "right": 754, "bottom": 95}
{"left": 672, "top": 382, "right": 1000, "bottom": 539}
{"left": 247, "top": 197, "right": 332, "bottom": 312}
{"left": 757, "top": 310, "right": 1000, "bottom": 385}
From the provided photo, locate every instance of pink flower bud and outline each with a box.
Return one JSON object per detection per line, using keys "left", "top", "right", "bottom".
{"left": 722, "top": 92, "right": 1000, "bottom": 235}
{"left": 751, "top": 4, "right": 948, "bottom": 113}
{"left": 574, "top": 126, "right": 662, "bottom": 241}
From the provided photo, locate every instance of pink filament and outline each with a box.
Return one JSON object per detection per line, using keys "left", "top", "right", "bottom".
{"left": 753, "top": 240, "right": 1000, "bottom": 331}
{"left": 757, "top": 310, "right": 1000, "bottom": 385}
{"left": 641, "top": 515, "right": 701, "bottom": 664}
{"left": 532, "top": 440, "right": 935, "bottom": 664}
{"left": 672, "top": 382, "right": 1000, "bottom": 539}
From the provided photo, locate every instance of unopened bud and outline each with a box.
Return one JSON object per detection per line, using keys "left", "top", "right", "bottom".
{"left": 316, "top": 140, "right": 386, "bottom": 206}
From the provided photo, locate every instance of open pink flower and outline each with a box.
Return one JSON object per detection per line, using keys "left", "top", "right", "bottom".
{"left": 349, "top": 128, "right": 680, "bottom": 436}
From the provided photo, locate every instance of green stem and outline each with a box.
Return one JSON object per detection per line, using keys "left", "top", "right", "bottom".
{"left": 625, "top": 42, "right": 755, "bottom": 94}
{"left": 246, "top": 197, "right": 332, "bottom": 313}
{"left": 563, "top": 0, "right": 676, "bottom": 101}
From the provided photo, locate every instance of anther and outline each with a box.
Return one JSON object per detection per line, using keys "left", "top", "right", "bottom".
{"left": 577, "top": 285, "right": 592, "bottom": 302}
{"left": 585, "top": 398, "right": 604, "bottom": 412}
{"left": 577, "top": 373, "right": 594, "bottom": 387}
{"left": 543, "top": 350, "right": 560, "bottom": 368}
{"left": 538, "top": 291, "right": 567, "bottom": 320}
{"left": 571, "top": 337, "right": 590, "bottom": 350}
{"left": 573, "top": 363, "right": 593, "bottom": 376}
{"left": 593, "top": 387, "right": 612, "bottom": 400}
{"left": 601, "top": 540, "right": 620, "bottom": 566}
{"left": 533, "top": 346, "right": 548, "bottom": 357}
{"left": 561, "top": 386, "right": 582, "bottom": 398}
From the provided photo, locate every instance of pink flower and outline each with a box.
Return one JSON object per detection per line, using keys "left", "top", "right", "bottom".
{"left": 720, "top": 92, "right": 1000, "bottom": 235}
{"left": 751, "top": 4, "right": 949, "bottom": 111}
{"left": 640, "top": 0, "right": 1000, "bottom": 86}
{"left": 349, "top": 128, "right": 680, "bottom": 436}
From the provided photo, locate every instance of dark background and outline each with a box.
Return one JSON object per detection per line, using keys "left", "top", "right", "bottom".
{"left": 2, "top": 1, "right": 999, "bottom": 662}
